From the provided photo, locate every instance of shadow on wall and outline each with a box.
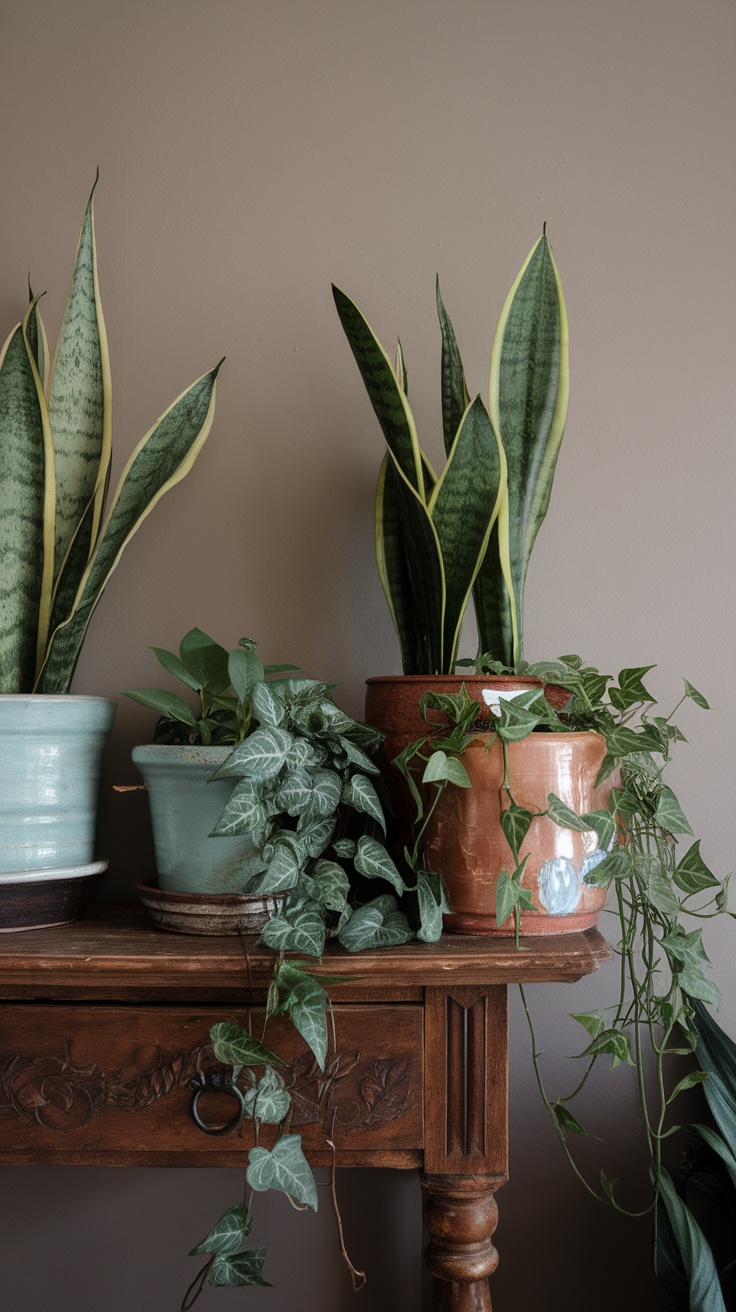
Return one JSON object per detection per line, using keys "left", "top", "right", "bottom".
{"left": 0, "top": 1166, "right": 423, "bottom": 1312}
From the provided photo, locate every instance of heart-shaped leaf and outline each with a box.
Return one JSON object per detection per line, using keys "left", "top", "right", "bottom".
{"left": 247, "top": 1134, "right": 318, "bottom": 1210}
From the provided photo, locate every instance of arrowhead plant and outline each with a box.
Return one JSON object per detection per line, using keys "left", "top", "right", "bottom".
{"left": 0, "top": 175, "right": 222, "bottom": 694}
{"left": 333, "top": 231, "right": 568, "bottom": 673}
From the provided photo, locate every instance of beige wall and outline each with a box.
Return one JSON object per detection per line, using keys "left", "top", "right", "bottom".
{"left": 1, "top": 0, "right": 735, "bottom": 1307}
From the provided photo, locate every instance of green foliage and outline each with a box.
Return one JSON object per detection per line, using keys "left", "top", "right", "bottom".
{"left": 125, "top": 631, "right": 300, "bottom": 746}
{"left": 0, "top": 179, "right": 221, "bottom": 695}
{"left": 333, "top": 232, "right": 568, "bottom": 673}
{"left": 247, "top": 1135, "right": 318, "bottom": 1210}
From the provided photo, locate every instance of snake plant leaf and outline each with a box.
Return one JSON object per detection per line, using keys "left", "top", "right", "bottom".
{"left": 375, "top": 454, "right": 421, "bottom": 672}
{"left": 436, "top": 277, "right": 470, "bottom": 456}
{"left": 429, "top": 396, "right": 504, "bottom": 669}
{"left": 0, "top": 314, "right": 54, "bottom": 692}
{"left": 376, "top": 453, "right": 446, "bottom": 673}
{"left": 332, "top": 285, "right": 426, "bottom": 498}
{"left": 25, "top": 285, "right": 49, "bottom": 392}
{"left": 656, "top": 1168, "right": 726, "bottom": 1312}
{"left": 476, "top": 234, "right": 569, "bottom": 665}
{"left": 692, "top": 1001, "right": 736, "bottom": 1159}
{"left": 395, "top": 339, "right": 407, "bottom": 393}
{"left": 48, "top": 174, "right": 112, "bottom": 584}
{"left": 35, "top": 363, "right": 221, "bottom": 693}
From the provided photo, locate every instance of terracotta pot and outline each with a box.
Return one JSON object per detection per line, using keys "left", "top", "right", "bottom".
{"left": 365, "top": 675, "right": 613, "bottom": 937}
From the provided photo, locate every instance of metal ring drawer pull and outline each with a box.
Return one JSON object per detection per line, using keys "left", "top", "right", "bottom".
{"left": 190, "top": 1071, "right": 246, "bottom": 1136}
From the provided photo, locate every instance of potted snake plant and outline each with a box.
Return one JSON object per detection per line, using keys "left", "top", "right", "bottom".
{"left": 0, "top": 176, "right": 221, "bottom": 930}
{"left": 332, "top": 232, "right": 618, "bottom": 935}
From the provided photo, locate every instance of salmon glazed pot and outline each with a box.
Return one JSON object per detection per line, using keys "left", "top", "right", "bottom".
{"left": 365, "top": 676, "right": 615, "bottom": 937}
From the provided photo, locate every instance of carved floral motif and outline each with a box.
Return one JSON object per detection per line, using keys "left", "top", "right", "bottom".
{"left": 0, "top": 1042, "right": 412, "bottom": 1133}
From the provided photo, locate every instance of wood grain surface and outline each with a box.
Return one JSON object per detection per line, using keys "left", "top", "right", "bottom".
{"left": 0, "top": 906, "right": 612, "bottom": 1002}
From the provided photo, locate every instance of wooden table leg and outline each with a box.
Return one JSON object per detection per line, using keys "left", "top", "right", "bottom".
{"left": 421, "top": 1173, "right": 502, "bottom": 1310}
{"left": 423, "top": 986, "right": 509, "bottom": 1308}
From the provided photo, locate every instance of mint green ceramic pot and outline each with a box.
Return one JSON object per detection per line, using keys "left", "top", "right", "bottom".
{"left": 132, "top": 745, "right": 263, "bottom": 895}
{"left": 0, "top": 696, "right": 116, "bottom": 873}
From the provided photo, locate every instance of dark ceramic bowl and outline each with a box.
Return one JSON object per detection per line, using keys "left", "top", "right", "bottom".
{"left": 0, "top": 861, "right": 108, "bottom": 933}
{"left": 135, "top": 880, "right": 284, "bottom": 936}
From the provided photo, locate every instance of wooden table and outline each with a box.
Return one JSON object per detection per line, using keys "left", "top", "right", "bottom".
{"left": 0, "top": 907, "right": 610, "bottom": 1309}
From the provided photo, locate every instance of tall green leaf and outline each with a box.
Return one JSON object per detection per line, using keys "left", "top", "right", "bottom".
{"left": 25, "top": 286, "right": 49, "bottom": 391}
{"left": 332, "top": 285, "right": 426, "bottom": 497}
{"left": 376, "top": 451, "right": 446, "bottom": 673}
{"left": 36, "top": 363, "right": 221, "bottom": 692}
{"left": 692, "top": 1001, "right": 736, "bottom": 1159}
{"left": 429, "top": 396, "right": 503, "bottom": 669}
{"left": 48, "top": 174, "right": 112, "bottom": 596}
{"left": 475, "top": 234, "right": 569, "bottom": 665}
{"left": 436, "top": 278, "right": 469, "bottom": 455}
{"left": 0, "top": 309, "right": 54, "bottom": 692}
{"left": 656, "top": 1169, "right": 726, "bottom": 1312}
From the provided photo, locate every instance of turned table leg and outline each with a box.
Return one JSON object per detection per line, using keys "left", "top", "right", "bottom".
{"left": 421, "top": 1173, "right": 502, "bottom": 1310}
{"left": 423, "top": 986, "right": 509, "bottom": 1309}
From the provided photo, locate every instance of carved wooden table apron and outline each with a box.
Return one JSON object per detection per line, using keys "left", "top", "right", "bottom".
{"left": 0, "top": 907, "right": 610, "bottom": 1309}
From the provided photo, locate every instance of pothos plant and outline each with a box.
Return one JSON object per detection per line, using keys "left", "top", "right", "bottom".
{"left": 127, "top": 633, "right": 446, "bottom": 1302}
{"left": 398, "top": 653, "right": 736, "bottom": 1305}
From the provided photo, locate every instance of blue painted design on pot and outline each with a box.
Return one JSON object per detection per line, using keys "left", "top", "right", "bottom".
{"left": 581, "top": 849, "right": 608, "bottom": 884}
{"left": 537, "top": 856, "right": 582, "bottom": 916}
{"left": 0, "top": 695, "right": 116, "bottom": 874}
{"left": 133, "top": 744, "right": 266, "bottom": 895}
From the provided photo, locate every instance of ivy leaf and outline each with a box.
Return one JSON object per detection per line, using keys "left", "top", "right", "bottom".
{"left": 354, "top": 836, "right": 406, "bottom": 894}
{"left": 608, "top": 666, "right": 656, "bottom": 711}
{"left": 500, "top": 799, "right": 534, "bottom": 864}
{"left": 582, "top": 845, "right": 632, "bottom": 887}
{"left": 495, "top": 857, "right": 534, "bottom": 928}
{"left": 422, "top": 750, "right": 472, "bottom": 788}
{"left": 571, "top": 1010, "right": 604, "bottom": 1040}
{"left": 214, "top": 727, "right": 292, "bottom": 782}
{"left": 311, "top": 859, "right": 350, "bottom": 914}
{"left": 261, "top": 901, "right": 326, "bottom": 958}
{"left": 674, "top": 841, "right": 719, "bottom": 895}
{"left": 209, "top": 1022, "right": 283, "bottom": 1067}
{"left": 251, "top": 679, "right": 285, "bottom": 726}
{"left": 654, "top": 786, "right": 694, "bottom": 836}
{"left": 297, "top": 813, "right": 336, "bottom": 858}
{"left": 209, "top": 779, "right": 268, "bottom": 838}
{"left": 243, "top": 1066, "right": 292, "bottom": 1124}
{"left": 247, "top": 1134, "right": 318, "bottom": 1210}
{"left": 678, "top": 969, "right": 722, "bottom": 1010}
{"left": 684, "top": 679, "right": 710, "bottom": 710}
{"left": 276, "top": 963, "right": 329, "bottom": 1070}
{"left": 552, "top": 1103, "right": 595, "bottom": 1139}
{"left": 208, "top": 1248, "right": 272, "bottom": 1288}
{"left": 249, "top": 837, "right": 304, "bottom": 894}
{"left": 416, "top": 869, "right": 446, "bottom": 942}
{"left": 190, "top": 1204, "right": 252, "bottom": 1256}
{"left": 338, "top": 736, "right": 381, "bottom": 775}
{"left": 276, "top": 768, "right": 315, "bottom": 816}
{"left": 667, "top": 1070, "right": 710, "bottom": 1104}
{"left": 546, "top": 793, "right": 590, "bottom": 833}
{"left": 580, "top": 809, "right": 616, "bottom": 851}
{"left": 343, "top": 774, "right": 386, "bottom": 832}
{"left": 580, "top": 1027, "right": 634, "bottom": 1070}
{"left": 310, "top": 769, "right": 342, "bottom": 817}
{"left": 332, "top": 837, "right": 357, "bottom": 859}
{"left": 337, "top": 894, "right": 413, "bottom": 952}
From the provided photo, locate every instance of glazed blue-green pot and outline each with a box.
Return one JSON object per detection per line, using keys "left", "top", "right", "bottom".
{"left": 132, "top": 744, "right": 264, "bottom": 895}
{"left": 0, "top": 695, "right": 116, "bottom": 873}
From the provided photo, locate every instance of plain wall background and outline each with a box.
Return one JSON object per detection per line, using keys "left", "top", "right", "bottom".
{"left": 1, "top": 0, "right": 735, "bottom": 1307}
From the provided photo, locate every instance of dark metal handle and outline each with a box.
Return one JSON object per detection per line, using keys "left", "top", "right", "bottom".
{"left": 190, "top": 1071, "right": 246, "bottom": 1136}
